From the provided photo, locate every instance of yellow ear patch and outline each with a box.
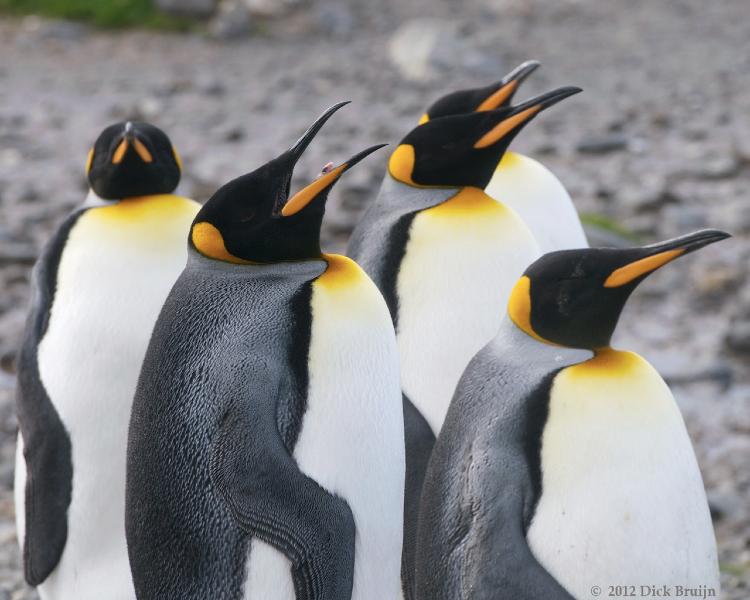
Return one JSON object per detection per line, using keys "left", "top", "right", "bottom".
{"left": 604, "top": 249, "right": 684, "bottom": 288}
{"left": 112, "top": 139, "right": 129, "bottom": 164}
{"left": 388, "top": 144, "right": 418, "bottom": 186}
{"left": 133, "top": 138, "right": 153, "bottom": 163}
{"left": 281, "top": 164, "right": 348, "bottom": 217}
{"left": 474, "top": 105, "right": 542, "bottom": 149}
{"left": 476, "top": 80, "right": 517, "bottom": 112}
{"left": 85, "top": 148, "right": 94, "bottom": 175}
{"left": 418, "top": 113, "right": 429, "bottom": 125}
{"left": 172, "top": 146, "right": 183, "bottom": 172}
{"left": 191, "top": 221, "right": 253, "bottom": 265}
{"left": 507, "top": 276, "right": 553, "bottom": 345}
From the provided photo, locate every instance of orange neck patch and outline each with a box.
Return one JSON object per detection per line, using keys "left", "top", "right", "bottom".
{"left": 316, "top": 254, "right": 365, "bottom": 290}
{"left": 425, "top": 186, "right": 506, "bottom": 219}
{"left": 565, "top": 347, "right": 641, "bottom": 379}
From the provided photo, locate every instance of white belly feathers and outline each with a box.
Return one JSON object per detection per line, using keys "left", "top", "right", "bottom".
{"left": 31, "top": 195, "right": 198, "bottom": 600}
{"left": 527, "top": 349, "right": 719, "bottom": 597}
{"left": 243, "top": 254, "right": 405, "bottom": 600}
{"left": 397, "top": 187, "right": 540, "bottom": 435}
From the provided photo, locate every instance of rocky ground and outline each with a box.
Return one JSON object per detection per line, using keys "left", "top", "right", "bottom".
{"left": 0, "top": 0, "right": 748, "bottom": 597}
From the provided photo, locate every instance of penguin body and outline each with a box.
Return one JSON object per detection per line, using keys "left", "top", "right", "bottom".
{"left": 351, "top": 177, "right": 539, "bottom": 434}
{"left": 348, "top": 88, "right": 580, "bottom": 599}
{"left": 14, "top": 123, "right": 198, "bottom": 599}
{"left": 486, "top": 151, "right": 587, "bottom": 252}
{"left": 415, "top": 231, "right": 726, "bottom": 599}
{"left": 528, "top": 348, "right": 718, "bottom": 596}
{"left": 422, "top": 61, "right": 588, "bottom": 252}
{"left": 126, "top": 105, "right": 404, "bottom": 600}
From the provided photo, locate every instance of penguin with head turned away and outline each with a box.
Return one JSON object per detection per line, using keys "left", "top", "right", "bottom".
{"left": 419, "top": 60, "right": 588, "bottom": 253}
{"left": 347, "top": 84, "right": 580, "bottom": 600}
{"left": 415, "top": 230, "right": 727, "bottom": 600}
{"left": 125, "top": 103, "right": 405, "bottom": 600}
{"left": 14, "top": 121, "right": 199, "bottom": 600}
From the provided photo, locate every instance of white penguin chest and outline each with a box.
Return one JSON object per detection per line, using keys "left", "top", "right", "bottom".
{"left": 396, "top": 188, "right": 540, "bottom": 434}
{"left": 243, "top": 254, "right": 405, "bottom": 600}
{"left": 34, "top": 195, "right": 197, "bottom": 599}
{"left": 527, "top": 350, "right": 719, "bottom": 597}
{"left": 485, "top": 152, "right": 588, "bottom": 253}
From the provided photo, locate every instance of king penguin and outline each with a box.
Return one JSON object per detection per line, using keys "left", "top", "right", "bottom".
{"left": 416, "top": 229, "right": 728, "bottom": 600}
{"left": 347, "top": 85, "right": 580, "bottom": 600}
{"left": 125, "top": 103, "right": 405, "bottom": 600}
{"left": 14, "top": 121, "right": 199, "bottom": 599}
{"left": 419, "top": 61, "right": 588, "bottom": 252}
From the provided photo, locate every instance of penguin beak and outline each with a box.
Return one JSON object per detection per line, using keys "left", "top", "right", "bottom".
{"left": 281, "top": 144, "right": 387, "bottom": 217}
{"left": 474, "top": 86, "right": 582, "bottom": 149}
{"left": 603, "top": 229, "right": 730, "bottom": 288}
{"left": 287, "top": 101, "right": 351, "bottom": 163}
{"left": 475, "top": 60, "right": 541, "bottom": 112}
{"left": 111, "top": 122, "right": 154, "bottom": 165}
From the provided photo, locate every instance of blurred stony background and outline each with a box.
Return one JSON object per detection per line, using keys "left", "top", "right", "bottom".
{"left": 0, "top": 0, "right": 748, "bottom": 597}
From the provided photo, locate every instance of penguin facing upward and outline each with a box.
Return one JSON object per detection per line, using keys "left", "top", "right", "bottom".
{"left": 347, "top": 85, "right": 579, "bottom": 600}
{"left": 416, "top": 229, "right": 727, "bottom": 600}
{"left": 14, "top": 121, "right": 199, "bottom": 600}
{"left": 125, "top": 103, "right": 405, "bottom": 600}
{"left": 421, "top": 61, "right": 588, "bottom": 252}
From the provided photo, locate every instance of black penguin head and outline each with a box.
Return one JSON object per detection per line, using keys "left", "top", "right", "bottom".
{"left": 508, "top": 230, "right": 731, "bottom": 350}
{"left": 420, "top": 60, "right": 540, "bottom": 123}
{"left": 86, "top": 121, "right": 182, "bottom": 200}
{"left": 388, "top": 86, "right": 581, "bottom": 190}
{"left": 191, "top": 102, "right": 384, "bottom": 264}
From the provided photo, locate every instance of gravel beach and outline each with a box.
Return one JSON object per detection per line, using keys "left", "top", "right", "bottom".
{"left": 0, "top": 0, "right": 748, "bottom": 597}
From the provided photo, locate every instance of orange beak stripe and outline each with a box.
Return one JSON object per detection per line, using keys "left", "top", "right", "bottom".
{"left": 476, "top": 80, "right": 518, "bottom": 112}
{"left": 85, "top": 148, "right": 94, "bottom": 175}
{"left": 112, "top": 139, "right": 129, "bottom": 164}
{"left": 604, "top": 249, "right": 685, "bottom": 288}
{"left": 281, "top": 164, "right": 348, "bottom": 217}
{"left": 474, "top": 105, "right": 542, "bottom": 149}
{"left": 133, "top": 138, "right": 153, "bottom": 163}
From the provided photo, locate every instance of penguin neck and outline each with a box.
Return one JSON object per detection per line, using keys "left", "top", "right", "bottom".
{"left": 378, "top": 173, "right": 458, "bottom": 215}
{"left": 492, "top": 317, "right": 593, "bottom": 370}
{"left": 187, "top": 247, "right": 327, "bottom": 281}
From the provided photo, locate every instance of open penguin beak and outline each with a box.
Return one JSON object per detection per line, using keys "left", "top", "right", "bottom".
{"left": 603, "top": 229, "right": 731, "bottom": 288}
{"left": 270, "top": 101, "right": 386, "bottom": 218}
{"left": 474, "top": 86, "right": 582, "bottom": 149}
{"left": 111, "top": 122, "right": 154, "bottom": 165}
{"left": 281, "top": 144, "right": 386, "bottom": 217}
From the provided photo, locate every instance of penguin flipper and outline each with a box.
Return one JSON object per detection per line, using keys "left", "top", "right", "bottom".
{"left": 211, "top": 397, "right": 356, "bottom": 600}
{"left": 415, "top": 364, "right": 575, "bottom": 600}
{"left": 401, "top": 393, "right": 435, "bottom": 600}
{"left": 15, "top": 211, "right": 83, "bottom": 585}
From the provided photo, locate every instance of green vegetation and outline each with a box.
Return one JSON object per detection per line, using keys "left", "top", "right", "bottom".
{"left": 580, "top": 212, "right": 641, "bottom": 242}
{"left": 0, "top": 0, "right": 193, "bottom": 30}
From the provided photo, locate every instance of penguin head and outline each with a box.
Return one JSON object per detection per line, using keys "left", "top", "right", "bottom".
{"left": 508, "top": 230, "right": 730, "bottom": 350}
{"left": 388, "top": 86, "right": 581, "bottom": 190}
{"left": 86, "top": 121, "right": 182, "bottom": 200}
{"left": 419, "top": 60, "right": 540, "bottom": 123}
{"left": 191, "top": 102, "right": 384, "bottom": 264}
